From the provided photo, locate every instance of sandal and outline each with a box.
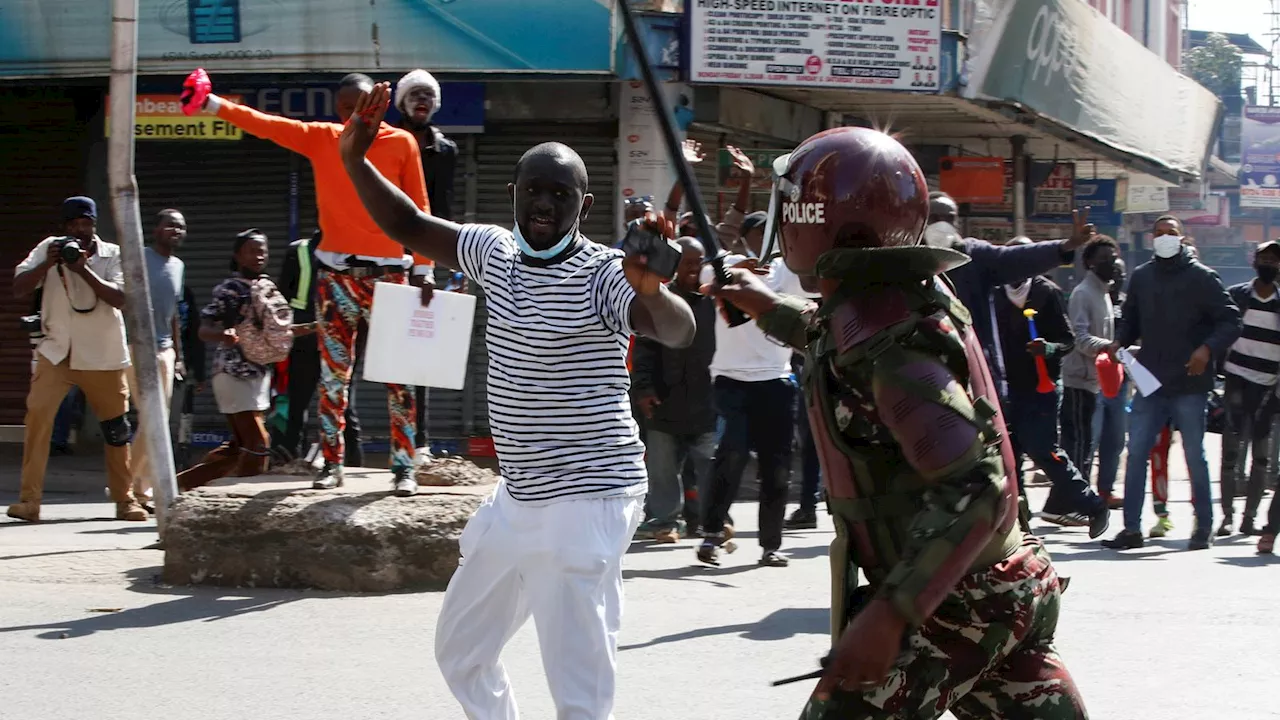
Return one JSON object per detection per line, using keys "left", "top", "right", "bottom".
{"left": 758, "top": 550, "right": 790, "bottom": 567}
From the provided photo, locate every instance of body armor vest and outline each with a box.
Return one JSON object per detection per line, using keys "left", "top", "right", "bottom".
{"left": 801, "top": 277, "right": 1023, "bottom": 636}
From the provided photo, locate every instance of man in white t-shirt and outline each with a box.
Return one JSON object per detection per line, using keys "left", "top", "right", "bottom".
{"left": 339, "top": 83, "right": 695, "bottom": 720}
{"left": 696, "top": 211, "right": 817, "bottom": 567}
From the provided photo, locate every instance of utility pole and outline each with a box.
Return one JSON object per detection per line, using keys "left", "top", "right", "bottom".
{"left": 108, "top": 0, "right": 179, "bottom": 532}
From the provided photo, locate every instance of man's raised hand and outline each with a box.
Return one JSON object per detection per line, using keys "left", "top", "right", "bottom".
{"left": 340, "top": 81, "right": 391, "bottom": 165}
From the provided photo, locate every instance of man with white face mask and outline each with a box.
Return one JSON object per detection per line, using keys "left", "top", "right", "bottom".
{"left": 1101, "top": 215, "right": 1241, "bottom": 551}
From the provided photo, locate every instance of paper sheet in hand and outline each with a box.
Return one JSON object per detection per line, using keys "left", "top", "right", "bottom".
{"left": 1115, "top": 348, "right": 1162, "bottom": 397}
{"left": 362, "top": 283, "right": 476, "bottom": 390}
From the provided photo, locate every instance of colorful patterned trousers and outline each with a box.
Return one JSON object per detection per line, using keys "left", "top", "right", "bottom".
{"left": 801, "top": 539, "right": 1088, "bottom": 720}
{"left": 316, "top": 268, "right": 416, "bottom": 472}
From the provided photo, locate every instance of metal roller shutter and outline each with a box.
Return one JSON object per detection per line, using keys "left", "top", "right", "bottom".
{"left": 0, "top": 89, "right": 85, "bottom": 425}
{"left": 469, "top": 123, "right": 618, "bottom": 436}
{"left": 134, "top": 138, "right": 312, "bottom": 438}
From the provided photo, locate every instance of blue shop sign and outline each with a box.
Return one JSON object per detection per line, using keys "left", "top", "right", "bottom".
{"left": 1074, "top": 179, "right": 1121, "bottom": 227}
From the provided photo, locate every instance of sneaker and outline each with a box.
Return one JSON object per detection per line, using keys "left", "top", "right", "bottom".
{"left": 1258, "top": 533, "right": 1276, "bottom": 555}
{"left": 116, "top": 501, "right": 148, "bottom": 522}
{"left": 1088, "top": 506, "right": 1110, "bottom": 539}
{"left": 1100, "top": 493, "right": 1124, "bottom": 510}
{"left": 1188, "top": 528, "right": 1213, "bottom": 551}
{"left": 1216, "top": 517, "right": 1234, "bottom": 537}
{"left": 392, "top": 469, "right": 418, "bottom": 497}
{"left": 1241, "top": 518, "right": 1259, "bottom": 536}
{"left": 1101, "top": 529, "right": 1145, "bottom": 550}
{"left": 1149, "top": 516, "right": 1174, "bottom": 538}
{"left": 312, "top": 463, "right": 345, "bottom": 490}
{"left": 6, "top": 502, "right": 40, "bottom": 523}
{"left": 759, "top": 550, "right": 790, "bottom": 567}
{"left": 785, "top": 508, "right": 818, "bottom": 530}
{"left": 1041, "top": 512, "right": 1089, "bottom": 528}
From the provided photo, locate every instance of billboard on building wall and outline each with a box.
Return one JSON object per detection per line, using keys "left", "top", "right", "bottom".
{"left": 686, "top": 0, "right": 943, "bottom": 92}
{"left": 0, "top": 0, "right": 615, "bottom": 77}
{"left": 1240, "top": 105, "right": 1280, "bottom": 208}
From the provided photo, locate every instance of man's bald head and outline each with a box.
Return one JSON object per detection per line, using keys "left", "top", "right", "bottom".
{"left": 1007, "top": 235, "right": 1032, "bottom": 247}
{"left": 514, "top": 142, "right": 589, "bottom": 192}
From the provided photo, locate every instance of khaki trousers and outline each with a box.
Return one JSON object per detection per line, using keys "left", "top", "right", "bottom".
{"left": 22, "top": 355, "right": 133, "bottom": 505}
{"left": 125, "top": 347, "right": 176, "bottom": 500}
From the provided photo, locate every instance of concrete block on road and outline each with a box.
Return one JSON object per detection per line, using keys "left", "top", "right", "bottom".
{"left": 161, "top": 471, "right": 493, "bottom": 592}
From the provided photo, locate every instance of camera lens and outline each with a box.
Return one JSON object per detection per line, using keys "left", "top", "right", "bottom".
{"left": 60, "top": 241, "right": 81, "bottom": 264}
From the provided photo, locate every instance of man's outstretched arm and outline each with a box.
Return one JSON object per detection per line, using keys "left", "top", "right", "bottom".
{"left": 339, "top": 83, "right": 463, "bottom": 270}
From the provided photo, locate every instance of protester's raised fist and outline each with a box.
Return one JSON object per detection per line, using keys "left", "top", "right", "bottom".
{"left": 340, "top": 82, "right": 391, "bottom": 164}
{"left": 180, "top": 68, "right": 212, "bottom": 116}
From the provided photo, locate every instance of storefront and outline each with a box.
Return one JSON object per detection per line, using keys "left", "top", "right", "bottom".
{"left": 0, "top": 86, "right": 98, "bottom": 426}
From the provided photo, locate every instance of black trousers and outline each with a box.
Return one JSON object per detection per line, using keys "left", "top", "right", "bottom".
{"left": 1059, "top": 386, "right": 1098, "bottom": 486}
{"left": 1221, "top": 375, "right": 1276, "bottom": 521}
{"left": 702, "top": 377, "right": 796, "bottom": 552}
{"left": 282, "top": 333, "right": 364, "bottom": 466}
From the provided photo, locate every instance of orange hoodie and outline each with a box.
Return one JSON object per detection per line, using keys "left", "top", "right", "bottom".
{"left": 216, "top": 99, "right": 431, "bottom": 263}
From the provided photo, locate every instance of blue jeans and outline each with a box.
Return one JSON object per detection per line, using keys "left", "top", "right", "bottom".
{"left": 644, "top": 429, "right": 715, "bottom": 528}
{"left": 1005, "top": 385, "right": 1100, "bottom": 515}
{"left": 1089, "top": 377, "right": 1130, "bottom": 496}
{"left": 1122, "top": 391, "right": 1213, "bottom": 533}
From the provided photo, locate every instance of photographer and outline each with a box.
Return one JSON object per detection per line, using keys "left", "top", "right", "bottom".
{"left": 6, "top": 196, "right": 147, "bottom": 523}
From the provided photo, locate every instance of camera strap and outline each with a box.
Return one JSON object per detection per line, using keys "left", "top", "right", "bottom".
{"left": 56, "top": 264, "right": 100, "bottom": 315}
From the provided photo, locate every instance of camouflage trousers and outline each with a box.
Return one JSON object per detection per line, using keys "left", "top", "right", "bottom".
{"left": 800, "top": 538, "right": 1087, "bottom": 720}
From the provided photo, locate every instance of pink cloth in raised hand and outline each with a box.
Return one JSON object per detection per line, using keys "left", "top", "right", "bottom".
{"left": 181, "top": 68, "right": 212, "bottom": 116}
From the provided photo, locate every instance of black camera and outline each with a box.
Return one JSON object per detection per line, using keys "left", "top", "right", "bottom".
{"left": 621, "top": 219, "right": 682, "bottom": 280}
{"left": 59, "top": 240, "right": 82, "bottom": 264}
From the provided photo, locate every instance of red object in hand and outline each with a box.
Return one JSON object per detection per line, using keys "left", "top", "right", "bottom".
{"left": 1096, "top": 353, "right": 1125, "bottom": 398}
{"left": 180, "top": 68, "right": 212, "bottom": 116}
{"left": 1033, "top": 355, "right": 1055, "bottom": 394}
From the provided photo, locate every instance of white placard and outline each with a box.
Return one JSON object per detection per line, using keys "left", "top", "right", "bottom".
{"left": 688, "top": 0, "right": 943, "bottom": 91}
{"left": 1116, "top": 348, "right": 1162, "bottom": 398}
{"left": 362, "top": 283, "right": 477, "bottom": 391}
{"left": 1124, "top": 185, "right": 1170, "bottom": 214}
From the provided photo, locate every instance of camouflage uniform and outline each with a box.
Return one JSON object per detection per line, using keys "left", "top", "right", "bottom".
{"left": 757, "top": 263, "right": 1088, "bottom": 720}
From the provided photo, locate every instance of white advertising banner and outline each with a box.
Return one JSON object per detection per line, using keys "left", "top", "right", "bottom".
{"left": 687, "top": 0, "right": 943, "bottom": 91}
{"left": 616, "top": 80, "right": 691, "bottom": 239}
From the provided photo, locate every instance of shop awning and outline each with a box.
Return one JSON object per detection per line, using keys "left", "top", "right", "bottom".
{"left": 960, "top": 0, "right": 1222, "bottom": 184}
{"left": 759, "top": 87, "right": 1191, "bottom": 184}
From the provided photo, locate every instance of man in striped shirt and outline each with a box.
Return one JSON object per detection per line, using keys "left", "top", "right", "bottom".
{"left": 1218, "top": 241, "right": 1280, "bottom": 536}
{"left": 340, "top": 83, "right": 696, "bottom": 720}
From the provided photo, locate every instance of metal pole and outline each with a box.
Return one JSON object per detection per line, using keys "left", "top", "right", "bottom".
{"left": 1012, "top": 135, "right": 1028, "bottom": 239}
{"left": 109, "top": 0, "right": 179, "bottom": 532}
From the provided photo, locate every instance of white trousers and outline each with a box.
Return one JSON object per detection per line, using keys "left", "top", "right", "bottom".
{"left": 435, "top": 482, "right": 643, "bottom": 720}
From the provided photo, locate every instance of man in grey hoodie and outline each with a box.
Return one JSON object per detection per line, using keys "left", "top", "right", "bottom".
{"left": 1101, "top": 216, "right": 1242, "bottom": 551}
{"left": 1060, "top": 235, "right": 1123, "bottom": 509}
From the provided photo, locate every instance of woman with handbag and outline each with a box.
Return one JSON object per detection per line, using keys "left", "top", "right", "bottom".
{"left": 177, "top": 229, "right": 314, "bottom": 491}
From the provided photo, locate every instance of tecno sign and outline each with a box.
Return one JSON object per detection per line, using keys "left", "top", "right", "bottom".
{"left": 1025, "top": 4, "right": 1078, "bottom": 88}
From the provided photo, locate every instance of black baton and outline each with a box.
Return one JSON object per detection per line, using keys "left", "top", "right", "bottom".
{"left": 616, "top": 0, "right": 750, "bottom": 327}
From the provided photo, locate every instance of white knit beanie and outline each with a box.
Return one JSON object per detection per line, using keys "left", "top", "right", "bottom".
{"left": 395, "top": 69, "right": 442, "bottom": 120}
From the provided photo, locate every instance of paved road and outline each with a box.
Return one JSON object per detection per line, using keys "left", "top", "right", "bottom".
{"left": 3, "top": 436, "right": 1278, "bottom": 720}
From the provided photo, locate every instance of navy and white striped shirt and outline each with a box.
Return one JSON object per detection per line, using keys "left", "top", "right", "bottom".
{"left": 1224, "top": 286, "right": 1280, "bottom": 387}
{"left": 457, "top": 224, "right": 646, "bottom": 503}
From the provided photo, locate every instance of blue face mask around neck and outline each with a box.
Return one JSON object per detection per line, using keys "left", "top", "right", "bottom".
{"left": 512, "top": 210, "right": 579, "bottom": 260}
